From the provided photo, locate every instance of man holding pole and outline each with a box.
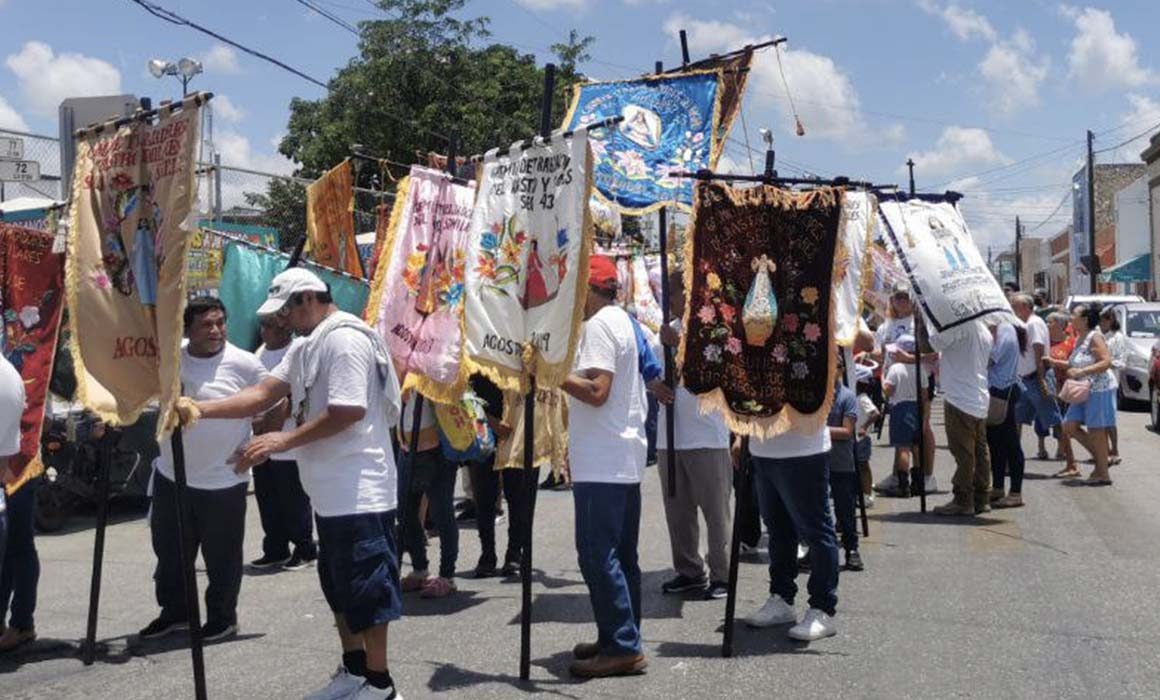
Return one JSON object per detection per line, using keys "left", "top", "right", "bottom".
{"left": 560, "top": 255, "right": 652, "bottom": 678}
{"left": 192, "top": 268, "right": 404, "bottom": 700}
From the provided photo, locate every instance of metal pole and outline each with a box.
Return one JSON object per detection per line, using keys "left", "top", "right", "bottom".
{"left": 170, "top": 425, "right": 208, "bottom": 700}
{"left": 1087, "top": 130, "right": 1097, "bottom": 294}
{"left": 1015, "top": 216, "right": 1022, "bottom": 288}
{"left": 907, "top": 163, "right": 927, "bottom": 513}
{"left": 722, "top": 438, "right": 750, "bottom": 657}
{"left": 519, "top": 61, "right": 556, "bottom": 682}
{"left": 679, "top": 30, "right": 690, "bottom": 67}
{"left": 82, "top": 428, "right": 114, "bottom": 665}
{"left": 213, "top": 153, "right": 223, "bottom": 223}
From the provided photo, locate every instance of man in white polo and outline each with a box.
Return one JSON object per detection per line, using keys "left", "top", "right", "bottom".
{"left": 194, "top": 268, "right": 404, "bottom": 700}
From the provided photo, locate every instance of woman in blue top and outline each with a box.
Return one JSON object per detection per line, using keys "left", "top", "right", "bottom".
{"left": 988, "top": 321, "right": 1028, "bottom": 508}
{"left": 1045, "top": 304, "right": 1115, "bottom": 486}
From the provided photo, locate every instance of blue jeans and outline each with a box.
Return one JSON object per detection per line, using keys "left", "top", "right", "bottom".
{"left": 646, "top": 396, "right": 658, "bottom": 464}
{"left": 751, "top": 454, "right": 840, "bottom": 615}
{"left": 573, "top": 482, "right": 642, "bottom": 656}
{"left": 315, "top": 510, "right": 402, "bottom": 633}
{"left": 1016, "top": 372, "right": 1062, "bottom": 433}
{"left": 0, "top": 479, "right": 40, "bottom": 630}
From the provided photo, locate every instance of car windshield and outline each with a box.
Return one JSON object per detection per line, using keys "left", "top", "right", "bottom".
{"left": 1125, "top": 310, "right": 1160, "bottom": 338}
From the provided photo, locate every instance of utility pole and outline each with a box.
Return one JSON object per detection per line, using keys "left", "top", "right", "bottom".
{"left": 1015, "top": 215, "right": 1022, "bottom": 289}
{"left": 1087, "top": 129, "right": 1097, "bottom": 293}
{"left": 906, "top": 158, "right": 916, "bottom": 196}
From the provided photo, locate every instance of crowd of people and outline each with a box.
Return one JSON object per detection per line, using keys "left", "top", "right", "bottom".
{"left": 0, "top": 259, "right": 1133, "bottom": 698}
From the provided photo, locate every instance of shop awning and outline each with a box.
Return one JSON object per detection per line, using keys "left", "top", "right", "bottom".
{"left": 1100, "top": 253, "right": 1151, "bottom": 283}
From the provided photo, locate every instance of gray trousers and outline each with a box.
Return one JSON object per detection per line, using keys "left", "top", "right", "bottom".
{"left": 656, "top": 448, "right": 733, "bottom": 583}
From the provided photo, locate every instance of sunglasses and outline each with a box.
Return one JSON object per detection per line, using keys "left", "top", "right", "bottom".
{"left": 277, "top": 293, "right": 308, "bottom": 317}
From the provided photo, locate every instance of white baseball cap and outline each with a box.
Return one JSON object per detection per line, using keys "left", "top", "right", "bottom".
{"left": 257, "top": 267, "right": 328, "bottom": 316}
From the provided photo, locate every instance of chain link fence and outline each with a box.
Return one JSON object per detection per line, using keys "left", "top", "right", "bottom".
{"left": 0, "top": 128, "right": 63, "bottom": 202}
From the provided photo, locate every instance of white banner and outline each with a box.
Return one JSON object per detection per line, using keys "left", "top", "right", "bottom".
{"left": 463, "top": 130, "right": 593, "bottom": 390}
{"left": 834, "top": 190, "right": 875, "bottom": 346}
{"left": 878, "top": 195, "right": 1015, "bottom": 349}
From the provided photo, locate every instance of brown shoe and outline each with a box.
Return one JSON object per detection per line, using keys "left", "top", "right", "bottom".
{"left": 0, "top": 626, "right": 35, "bottom": 652}
{"left": 569, "top": 653, "right": 648, "bottom": 678}
{"left": 994, "top": 494, "right": 1024, "bottom": 509}
{"left": 572, "top": 642, "right": 600, "bottom": 660}
{"left": 932, "top": 500, "right": 975, "bottom": 516}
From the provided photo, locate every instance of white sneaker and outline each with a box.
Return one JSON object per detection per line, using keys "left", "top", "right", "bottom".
{"left": 787, "top": 608, "right": 837, "bottom": 641}
{"left": 349, "top": 682, "right": 402, "bottom": 700}
{"left": 796, "top": 544, "right": 808, "bottom": 560}
{"left": 738, "top": 542, "right": 759, "bottom": 556}
{"left": 865, "top": 493, "right": 875, "bottom": 509}
{"left": 744, "top": 595, "right": 797, "bottom": 628}
{"left": 873, "top": 473, "right": 898, "bottom": 493}
{"left": 303, "top": 666, "right": 366, "bottom": 700}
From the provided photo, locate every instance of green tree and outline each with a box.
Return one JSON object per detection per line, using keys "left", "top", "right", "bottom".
{"left": 276, "top": 0, "right": 592, "bottom": 175}
{"left": 243, "top": 179, "right": 307, "bottom": 252}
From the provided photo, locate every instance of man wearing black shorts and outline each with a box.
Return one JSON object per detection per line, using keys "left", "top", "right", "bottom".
{"left": 196, "top": 268, "right": 404, "bottom": 700}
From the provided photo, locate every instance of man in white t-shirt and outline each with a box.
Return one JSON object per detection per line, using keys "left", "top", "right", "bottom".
{"left": 933, "top": 321, "right": 994, "bottom": 516}
{"left": 653, "top": 271, "right": 732, "bottom": 600}
{"left": 741, "top": 417, "right": 841, "bottom": 642}
{"left": 250, "top": 314, "right": 315, "bottom": 571}
{"left": 1010, "top": 293, "right": 1062, "bottom": 459}
{"left": 194, "top": 268, "right": 403, "bottom": 700}
{"left": 560, "top": 255, "right": 651, "bottom": 679}
{"left": 140, "top": 297, "right": 268, "bottom": 644}
{"left": 1, "top": 354, "right": 27, "bottom": 636}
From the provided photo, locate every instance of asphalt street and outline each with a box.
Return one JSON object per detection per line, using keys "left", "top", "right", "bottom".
{"left": 4, "top": 401, "right": 1160, "bottom": 699}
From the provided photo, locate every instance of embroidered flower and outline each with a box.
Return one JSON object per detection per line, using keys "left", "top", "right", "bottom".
{"left": 725, "top": 336, "right": 743, "bottom": 356}
{"left": 481, "top": 231, "right": 499, "bottom": 251}
{"left": 719, "top": 303, "right": 736, "bottom": 324}
{"left": 90, "top": 269, "right": 111, "bottom": 291}
{"left": 803, "top": 322, "right": 822, "bottom": 343}
{"left": 490, "top": 221, "right": 504, "bottom": 236}
{"left": 615, "top": 150, "right": 649, "bottom": 179}
{"left": 17, "top": 306, "right": 40, "bottom": 329}
{"left": 801, "top": 287, "right": 820, "bottom": 305}
{"left": 697, "top": 304, "right": 716, "bottom": 324}
{"left": 556, "top": 228, "right": 569, "bottom": 249}
{"left": 111, "top": 172, "right": 134, "bottom": 191}
{"left": 792, "top": 361, "right": 809, "bottom": 379}
{"left": 707, "top": 272, "right": 722, "bottom": 291}
{"left": 703, "top": 344, "right": 722, "bottom": 363}
{"left": 772, "top": 344, "right": 788, "bottom": 363}
{"left": 501, "top": 238, "right": 522, "bottom": 265}
{"left": 782, "top": 313, "right": 800, "bottom": 333}
{"left": 475, "top": 256, "right": 497, "bottom": 280}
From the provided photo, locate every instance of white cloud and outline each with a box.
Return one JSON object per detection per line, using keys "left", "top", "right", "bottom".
{"left": 212, "top": 95, "right": 246, "bottom": 124}
{"left": 0, "top": 95, "right": 29, "bottom": 131}
{"left": 918, "top": 1, "right": 997, "bottom": 42}
{"left": 1105, "top": 93, "right": 1160, "bottom": 161}
{"left": 979, "top": 30, "right": 1049, "bottom": 115}
{"left": 5, "top": 41, "right": 122, "bottom": 117}
{"left": 949, "top": 174, "right": 1076, "bottom": 253}
{"left": 213, "top": 130, "right": 296, "bottom": 209}
{"left": 1064, "top": 6, "right": 1152, "bottom": 92}
{"left": 665, "top": 13, "right": 902, "bottom": 146}
{"left": 201, "top": 44, "right": 241, "bottom": 75}
{"left": 513, "top": 0, "right": 586, "bottom": 9}
{"left": 905, "top": 127, "right": 1011, "bottom": 178}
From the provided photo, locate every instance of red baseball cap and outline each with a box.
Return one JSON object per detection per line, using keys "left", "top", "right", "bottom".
{"left": 588, "top": 255, "right": 618, "bottom": 292}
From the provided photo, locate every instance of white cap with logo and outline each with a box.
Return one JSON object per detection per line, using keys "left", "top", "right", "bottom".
{"left": 257, "top": 267, "right": 328, "bottom": 316}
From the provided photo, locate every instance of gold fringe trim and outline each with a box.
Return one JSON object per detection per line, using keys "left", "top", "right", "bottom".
{"left": 363, "top": 175, "right": 411, "bottom": 325}
{"left": 678, "top": 181, "right": 843, "bottom": 439}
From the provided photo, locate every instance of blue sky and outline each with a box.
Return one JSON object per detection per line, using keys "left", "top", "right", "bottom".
{"left": 2, "top": 0, "right": 1158, "bottom": 250}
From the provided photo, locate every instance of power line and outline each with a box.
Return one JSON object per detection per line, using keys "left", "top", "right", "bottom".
{"left": 125, "top": 0, "right": 452, "bottom": 144}
{"left": 1094, "top": 118, "right": 1160, "bottom": 155}
{"left": 293, "top": 0, "right": 359, "bottom": 34}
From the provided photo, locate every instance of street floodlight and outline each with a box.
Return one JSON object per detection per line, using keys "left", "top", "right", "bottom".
{"left": 148, "top": 57, "right": 203, "bottom": 96}
{"left": 148, "top": 58, "right": 173, "bottom": 79}
{"left": 759, "top": 128, "right": 773, "bottom": 148}
{"left": 177, "top": 57, "right": 203, "bottom": 79}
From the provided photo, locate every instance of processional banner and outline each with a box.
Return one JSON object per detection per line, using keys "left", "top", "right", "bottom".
{"left": 66, "top": 97, "right": 204, "bottom": 428}
{"left": 679, "top": 182, "right": 843, "bottom": 438}
{"left": 463, "top": 131, "right": 593, "bottom": 391}
{"left": 563, "top": 72, "right": 721, "bottom": 213}
{"left": 0, "top": 223, "right": 65, "bottom": 493}
{"left": 366, "top": 166, "right": 477, "bottom": 402}
{"left": 877, "top": 194, "right": 1015, "bottom": 349}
